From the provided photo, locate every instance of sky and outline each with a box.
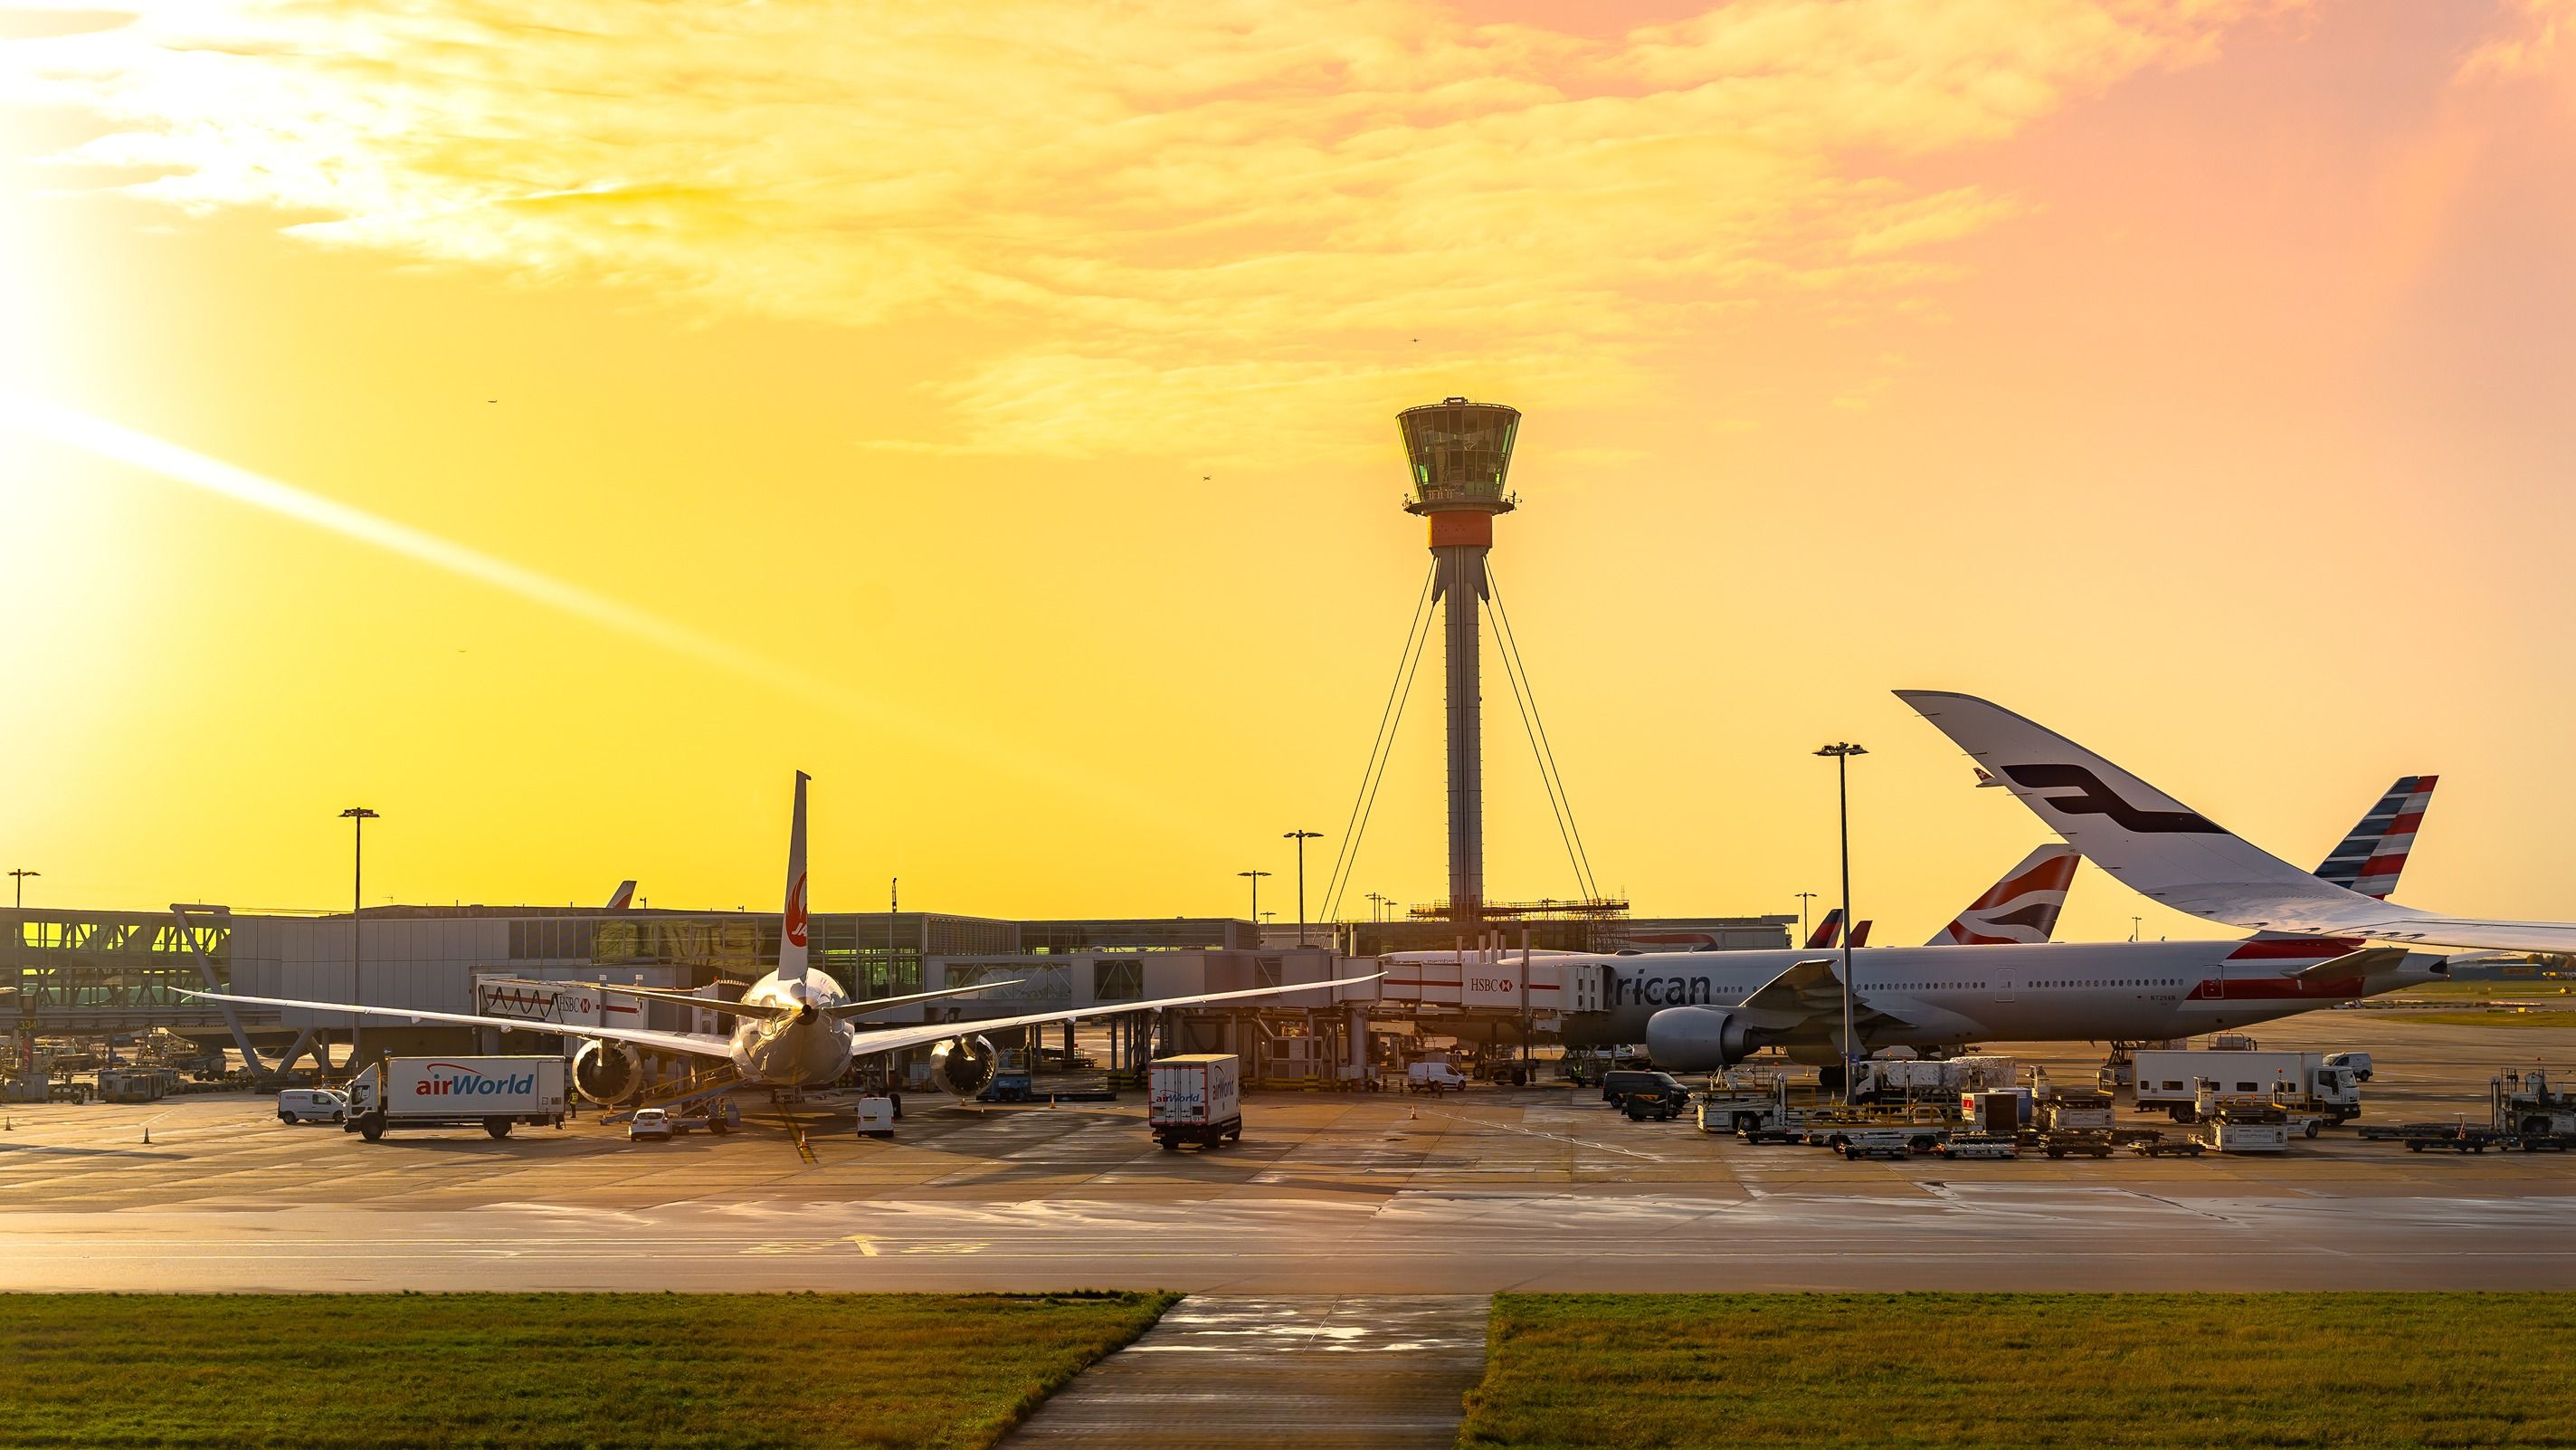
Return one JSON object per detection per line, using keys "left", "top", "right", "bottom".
{"left": 3, "top": 0, "right": 2572, "bottom": 945}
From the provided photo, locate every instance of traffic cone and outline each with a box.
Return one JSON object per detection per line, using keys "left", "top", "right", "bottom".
{"left": 142, "top": 1126, "right": 151, "bottom": 1144}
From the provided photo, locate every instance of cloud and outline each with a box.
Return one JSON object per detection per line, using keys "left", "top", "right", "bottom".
{"left": 8, "top": 0, "right": 2281, "bottom": 456}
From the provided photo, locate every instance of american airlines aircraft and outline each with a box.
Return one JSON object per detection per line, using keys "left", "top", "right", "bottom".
{"left": 195, "top": 773, "right": 1374, "bottom": 1106}
{"left": 1590, "top": 778, "right": 2441, "bottom": 1083}
{"left": 1898, "top": 690, "right": 2576, "bottom": 957}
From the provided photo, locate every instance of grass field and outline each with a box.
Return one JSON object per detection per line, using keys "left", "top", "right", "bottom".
{"left": 2400, "top": 1010, "right": 2576, "bottom": 1028}
{"left": 1461, "top": 1293, "right": 2576, "bottom": 1449}
{"left": 2389, "top": 978, "right": 2575, "bottom": 1003}
{"left": 0, "top": 1291, "right": 1174, "bottom": 1450}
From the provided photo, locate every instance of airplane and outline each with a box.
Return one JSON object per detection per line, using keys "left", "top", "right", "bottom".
{"left": 603, "top": 880, "right": 637, "bottom": 911}
{"left": 193, "top": 772, "right": 1377, "bottom": 1110}
{"left": 1573, "top": 778, "right": 2442, "bottom": 1085}
{"left": 1896, "top": 690, "right": 2570, "bottom": 954}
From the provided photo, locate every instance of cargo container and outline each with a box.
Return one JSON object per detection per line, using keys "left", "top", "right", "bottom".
{"left": 1149, "top": 1054, "right": 1242, "bottom": 1150}
{"left": 345, "top": 1055, "right": 567, "bottom": 1141}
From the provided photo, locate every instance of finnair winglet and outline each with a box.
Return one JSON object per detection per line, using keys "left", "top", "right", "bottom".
{"left": 1896, "top": 691, "right": 2576, "bottom": 955}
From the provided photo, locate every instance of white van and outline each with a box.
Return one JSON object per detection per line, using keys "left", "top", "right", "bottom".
{"left": 277, "top": 1088, "right": 348, "bottom": 1125}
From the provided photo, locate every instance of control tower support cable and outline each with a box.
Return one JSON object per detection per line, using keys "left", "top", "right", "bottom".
{"left": 1485, "top": 562, "right": 1601, "bottom": 903}
{"left": 1321, "top": 562, "right": 1438, "bottom": 922}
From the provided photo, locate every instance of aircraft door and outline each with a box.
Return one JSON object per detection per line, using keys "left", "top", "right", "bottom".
{"left": 1996, "top": 975, "right": 2016, "bottom": 1003}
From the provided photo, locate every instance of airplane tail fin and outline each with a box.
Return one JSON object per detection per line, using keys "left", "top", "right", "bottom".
{"left": 1803, "top": 908, "right": 1845, "bottom": 950}
{"left": 1846, "top": 920, "right": 1873, "bottom": 948}
{"left": 2311, "top": 776, "right": 2437, "bottom": 901}
{"left": 779, "top": 771, "right": 812, "bottom": 983}
{"left": 1896, "top": 691, "right": 2373, "bottom": 928}
{"left": 1930, "top": 844, "right": 2079, "bottom": 945}
{"left": 604, "top": 880, "right": 638, "bottom": 911}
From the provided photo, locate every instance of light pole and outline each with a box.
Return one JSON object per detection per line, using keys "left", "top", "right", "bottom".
{"left": 339, "top": 807, "right": 379, "bottom": 1072}
{"left": 1237, "top": 870, "right": 1271, "bottom": 934}
{"left": 7, "top": 869, "right": 35, "bottom": 910}
{"left": 1282, "top": 831, "right": 1323, "bottom": 946}
{"left": 1366, "top": 891, "right": 1393, "bottom": 923}
{"left": 1793, "top": 891, "right": 1818, "bottom": 943}
{"left": 1813, "top": 745, "right": 1866, "bottom": 1102}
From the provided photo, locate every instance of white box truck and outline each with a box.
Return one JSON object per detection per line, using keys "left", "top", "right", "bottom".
{"left": 2133, "top": 1049, "right": 2361, "bottom": 1122}
{"left": 1149, "top": 1054, "right": 1242, "bottom": 1151}
{"left": 345, "top": 1056, "right": 568, "bottom": 1141}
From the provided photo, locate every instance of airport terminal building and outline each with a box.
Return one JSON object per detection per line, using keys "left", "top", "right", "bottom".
{"left": 5, "top": 901, "right": 1790, "bottom": 1086}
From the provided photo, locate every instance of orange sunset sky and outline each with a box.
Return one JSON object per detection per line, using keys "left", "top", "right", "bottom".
{"left": 3, "top": 0, "right": 2572, "bottom": 945}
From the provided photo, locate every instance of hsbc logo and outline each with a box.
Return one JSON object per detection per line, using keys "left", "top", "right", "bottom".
{"left": 2004, "top": 764, "right": 2224, "bottom": 835}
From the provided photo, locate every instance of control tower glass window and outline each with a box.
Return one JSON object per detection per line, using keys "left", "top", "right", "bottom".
{"left": 1398, "top": 401, "right": 1519, "bottom": 506}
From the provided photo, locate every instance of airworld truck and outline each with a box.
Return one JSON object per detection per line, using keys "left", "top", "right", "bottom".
{"left": 345, "top": 1055, "right": 568, "bottom": 1141}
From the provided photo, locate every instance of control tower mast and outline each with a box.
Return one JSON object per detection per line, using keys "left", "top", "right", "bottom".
{"left": 1397, "top": 397, "right": 1521, "bottom": 930}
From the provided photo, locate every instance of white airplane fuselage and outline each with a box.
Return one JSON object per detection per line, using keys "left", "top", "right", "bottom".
{"left": 727, "top": 968, "right": 858, "bottom": 1088}
{"left": 1564, "top": 937, "right": 2440, "bottom": 1058}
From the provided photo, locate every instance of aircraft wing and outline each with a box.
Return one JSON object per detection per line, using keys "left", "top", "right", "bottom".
{"left": 847, "top": 974, "right": 1384, "bottom": 1060}
{"left": 181, "top": 990, "right": 737, "bottom": 1060}
{"left": 470, "top": 976, "right": 1024, "bottom": 1022}
{"left": 1897, "top": 690, "right": 2576, "bottom": 955}
{"left": 1726, "top": 957, "right": 1924, "bottom": 1034}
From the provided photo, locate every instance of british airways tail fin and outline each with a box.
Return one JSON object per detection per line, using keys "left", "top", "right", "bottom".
{"left": 779, "top": 771, "right": 812, "bottom": 983}
{"left": 2312, "top": 776, "right": 2437, "bottom": 901}
{"left": 1929, "top": 844, "right": 2078, "bottom": 945}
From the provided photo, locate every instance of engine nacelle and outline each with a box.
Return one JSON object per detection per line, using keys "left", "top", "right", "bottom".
{"left": 571, "top": 1039, "right": 644, "bottom": 1104}
{"left": 927, "top": 1035, "right": 1000, "bottom": 1099}
{"left": 1645, "top": 1006, "right": 1757, "bottom": 1073}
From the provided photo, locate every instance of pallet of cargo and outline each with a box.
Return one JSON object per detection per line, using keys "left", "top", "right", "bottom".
{"left": 2030, "top": 1130, "right": 2115, "bottom": 1159}
{"left": 1939, "top": 1131, "right": 2019, "bottom": 1160}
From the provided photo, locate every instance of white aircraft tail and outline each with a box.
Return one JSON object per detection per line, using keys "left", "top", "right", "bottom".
{"left": 1929, "top": 844, "right": 2078, "bottom": 945}
{"left": 604, "top": 880, "right": 638, "bottom": 911}
{"left": 1896, "top": 691, "right": 2374, "bottom": 926}
{"left": 779, "top": 771, "right": 812, "bottom": 983}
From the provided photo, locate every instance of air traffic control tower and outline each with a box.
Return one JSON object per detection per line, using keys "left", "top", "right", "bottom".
{"left": 1398, "top": 397, "right": 1521, "bottom": 930}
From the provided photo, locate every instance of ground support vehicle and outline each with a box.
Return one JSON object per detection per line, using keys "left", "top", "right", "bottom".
{"left": 854, "top": 1097, "right": 897, "bottom": 1138}
{"left": 2134, "top": 1049, "right": 2362, "bottom": 1123}
{"left": 1600, "top": 1068, "right": 1687, "bottom": 1116}
{"left": 1150, "top": 1054, "right": 1242, "bottom": 1150}
{"left": 2127, "top": 1133, "right": 2205, "bottom": 1158}
{"left": 2364, "top": 1067, "right": 2576, "bottom": 1153}
{"left": 2029, "top": 1130, "right": 2116, "bottom": 1159}
{"left": 1697, "top": 1074, "right": 1796, "bottom": 1138}
{"left": 628, "top": 1108, "right": 673, "bottom": 1141}
{"left": 4, "top": 1073, "right": 52, "bottom": 1103}
{"left": 45, "top": 1079, "right": 91, "bottom": 1103}
{"left": 2495, "top": 1068, "right": 2576, "bottom": 1149}
{"left": 276, "top": 1089, "right": 348, "bottom": 1124}
{"left": 344, "top": 1056, "right": 568, "bottom": 1141}
{"left": 1796, "top": 1107, "right": 1950, "bottom": 1154}
{"left": 2039, "top": 1092, "right": 2115, "bottom": 1134}
{"left": 2198, "top": 1110, "right": 2294, "bottom": 1154}
{"left": 1940, "top": 1131, "right": 2020, "bottom": 1160}
{"left": 665, "top": 1099, "right": 741, "bottom": 1136}
{"left": 1834, "top": 1129, "right": 1918, "bottom": 1160}
{"left": 1408, "top": 1060, "right": 1469, "bottom": 1095}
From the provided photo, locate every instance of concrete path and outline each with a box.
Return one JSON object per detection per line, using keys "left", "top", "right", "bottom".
{"left": 999, "top": 1294, "right": 1489, "bottom": 1449}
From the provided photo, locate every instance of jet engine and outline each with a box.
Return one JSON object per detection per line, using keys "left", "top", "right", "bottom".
{"left": 927, "top": 1035, "right": 1000, "bottom": 1099}
{"left": 571, "top": 1039, "right": 645, "bottom": 1104}
{"left": 1644, "top": 1006, "right": 1758, "bottom": 1073}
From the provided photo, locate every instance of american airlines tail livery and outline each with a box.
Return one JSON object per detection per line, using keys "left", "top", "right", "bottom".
{"left": 195, "top": 772, "right": 1376, "bottom": 1108}
{"left": 1897, "top": 691, "right": 2576, "bottom": 956}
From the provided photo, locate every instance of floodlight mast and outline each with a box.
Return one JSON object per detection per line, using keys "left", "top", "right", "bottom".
{"left": 1397, "top": 397, "right": 1520, "bottom": 932}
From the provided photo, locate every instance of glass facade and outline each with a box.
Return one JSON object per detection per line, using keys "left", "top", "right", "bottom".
{"left": 1398, "top": 400, "right": 1520, "bottom": 506}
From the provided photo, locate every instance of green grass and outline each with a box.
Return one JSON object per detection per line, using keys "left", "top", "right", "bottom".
{"left": 2400, "top": 1010, "right": 2576, "bottom": 1028}
{"left": 2391, "top": 979, "right": 2575, "bottom": 1002}
{"left": 0, "top": 1291, "right": 1174, "bottom": 1450}
{"left": 1462, "top": 1293, "right": 2576, "bottom": 1449}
